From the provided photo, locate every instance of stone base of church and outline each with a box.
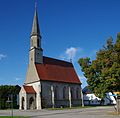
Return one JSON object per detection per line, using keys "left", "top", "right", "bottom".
{"left": 54, "top": 99, "right": 82, "bottom": 108}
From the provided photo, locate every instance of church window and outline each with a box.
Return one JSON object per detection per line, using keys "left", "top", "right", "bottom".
{"left": 37, "top": 39, "right": 39, "bottom": 47}
{"left": 54, "top": 86, "right": 58, "bottom": 100}
{"left": 71, "top": 87, "right": 74, "bottom": 99}
{"left": 63, "top": 87, "right": 67, "bottom": 99}
{"left": 76, "top": 88, "right": 79, "bottom": 99}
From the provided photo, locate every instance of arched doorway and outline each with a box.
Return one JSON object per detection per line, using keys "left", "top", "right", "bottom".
{"left": 29, "top": 97, "right": 35, "bottom": 109}
{"left": 21, "top": 97, "right": 25, "bottom": 110}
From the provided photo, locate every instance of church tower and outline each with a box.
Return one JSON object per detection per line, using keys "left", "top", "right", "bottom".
{"left": 22, "top": 6, "right": 43, "bottom": 110}
{"left": 25, "top": 6, "right": 43, "bottom": 84}
{"left": 29, "top": 7, "right": 43, "bottom": 64}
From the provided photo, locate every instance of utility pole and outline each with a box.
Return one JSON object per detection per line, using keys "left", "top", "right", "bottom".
{"left": 11, "top": 94, "right": 13, "bottom": 117}
{"left": 117, "top": 95, "right": 120, "bottom": 114}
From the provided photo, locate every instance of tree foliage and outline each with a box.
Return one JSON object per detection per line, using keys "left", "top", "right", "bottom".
{"left": 0, "top": 85, "right": 21, "bottom": 109}
{"left": 78, "top": 33, "right": 120, "bottom": 98}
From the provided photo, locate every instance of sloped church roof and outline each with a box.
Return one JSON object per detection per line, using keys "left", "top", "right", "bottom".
{"left": 23, "top": 85, "right": 36, "bottom": 94}
{"left": 35, "top": 56, "right": 81, "bottom": 84}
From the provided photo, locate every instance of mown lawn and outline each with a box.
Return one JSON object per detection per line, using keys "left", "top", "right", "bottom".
{"left": 0, "top": 116, "right": 29, "bottom": 118}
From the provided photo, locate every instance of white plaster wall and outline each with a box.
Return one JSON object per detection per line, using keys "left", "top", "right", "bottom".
{"left": 19, "top": 87, "right": 27, "bottom": 110}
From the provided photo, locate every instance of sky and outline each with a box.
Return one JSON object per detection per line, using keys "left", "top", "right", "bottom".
{"left": 0, "top": 0, "right": 120, "bottom": 88}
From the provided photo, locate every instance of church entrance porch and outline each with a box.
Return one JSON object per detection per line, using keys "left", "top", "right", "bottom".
{"left": 19, "top": 85, "right": 37, "bottom": 110}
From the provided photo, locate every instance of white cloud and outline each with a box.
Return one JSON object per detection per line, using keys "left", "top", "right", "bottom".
{"left": 0, "top": 54, "right": 7, "bottom": 60}
{"left": 65, "top": 47, "right": 78, "bottom": 60}
{"left": 60, "top": 47, "right": 82, "bottom": 61}
{"left": 59, "top": 47, "right": 97, "bottom": 62}
{"left": 15, "top": 77, "right": 22, "bottom": 81}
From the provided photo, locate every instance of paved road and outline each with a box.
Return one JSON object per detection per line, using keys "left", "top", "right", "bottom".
{"left": 0, "top": 106, "right": 120, "bottom": 118}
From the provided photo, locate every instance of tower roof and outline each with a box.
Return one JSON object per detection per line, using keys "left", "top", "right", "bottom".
{"left": 31, "top": 7, "right": 40, "bottom": 36}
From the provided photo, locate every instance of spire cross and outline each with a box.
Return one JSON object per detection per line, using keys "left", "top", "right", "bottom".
{"left": 35, "top": 0, "right": 37, "bottom": 9}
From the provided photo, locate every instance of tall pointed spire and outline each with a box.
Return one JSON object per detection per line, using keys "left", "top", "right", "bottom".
{"left": 29, "top": 2, "right": 43, "bottom": 64}
{"left": 31, "top": 4, "right": 41, "bottom": 37}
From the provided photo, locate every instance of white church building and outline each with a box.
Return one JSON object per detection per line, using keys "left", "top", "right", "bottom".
{"left": 19, "top": 6, "right": 82, "bottom": 110}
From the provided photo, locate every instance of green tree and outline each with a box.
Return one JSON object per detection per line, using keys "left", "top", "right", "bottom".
{"left": 0, "top": 85, "right": 21, "bottom": 109}
{"left": 78, "top": 33, "right": 120, "bottom": 99}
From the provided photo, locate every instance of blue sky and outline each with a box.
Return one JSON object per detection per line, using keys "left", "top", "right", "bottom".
{"left": 0, "top": 0, "right": 120, "bottom": 88}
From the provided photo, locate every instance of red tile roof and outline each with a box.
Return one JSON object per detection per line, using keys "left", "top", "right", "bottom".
{"left": 35, "top": 56, "right": 81, "bottom": 84}
{"left": 23, "top": 86, "right": 36, "bottom": 94}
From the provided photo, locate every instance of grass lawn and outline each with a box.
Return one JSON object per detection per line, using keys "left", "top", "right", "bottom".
{"left": 0, "top": 116, "right": 29, "bottom": 118}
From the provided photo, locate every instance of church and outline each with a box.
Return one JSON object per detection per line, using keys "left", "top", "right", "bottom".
{"left": 19, "top": 6, "right": 82, "bottom": 110}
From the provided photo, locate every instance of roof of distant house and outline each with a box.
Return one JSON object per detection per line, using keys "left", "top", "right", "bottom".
{"left": 82, "top": 86, "right": 92, "bottom": 94}
{"left": 35, "top": 56, "right": 81, "bottom": 84}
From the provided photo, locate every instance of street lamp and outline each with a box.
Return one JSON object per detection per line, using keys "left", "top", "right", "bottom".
{"left": 6, "top": 94, "right": 13, "bottom": 117}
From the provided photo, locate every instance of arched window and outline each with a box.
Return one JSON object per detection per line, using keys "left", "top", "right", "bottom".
{"left": 76, "top": 88, "right": 79, "bottom": 99}
{"left": 37, "top": 38, "right": 39, "bottom": 47}
{"left": 63, "top": 87, "right": 67, "bottom": 99}
{"left": 54, "top": 86, "right": 58, "bottom": 100}
{"left": 71, "top": 87, "right": 74, "bottom": 99}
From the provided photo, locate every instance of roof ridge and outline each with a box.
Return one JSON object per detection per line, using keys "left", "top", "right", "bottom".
{"left": 43, "top": 56, "right": 72, "bottom": 64}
